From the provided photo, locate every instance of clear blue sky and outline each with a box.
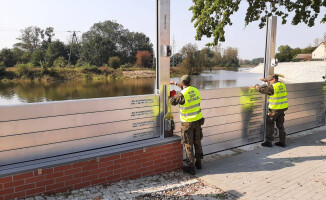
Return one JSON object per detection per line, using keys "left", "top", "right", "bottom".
{"left": 0, "top": 0, "right": 325, "bottom": 59}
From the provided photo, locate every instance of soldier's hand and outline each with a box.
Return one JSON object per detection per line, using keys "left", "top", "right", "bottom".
{"left": 254, "top": 84, "right": 259, "bottom": 89}
{"left": 260, "top": 78, "right": 267, "bottom": 82}
{"left": 170, "top": 81, "right": 176, "bottom": 85}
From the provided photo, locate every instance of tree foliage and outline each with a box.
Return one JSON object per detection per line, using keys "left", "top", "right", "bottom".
{"left": 276, "top": 45, "right": 317, "bottom": 62}
{"left": 190, "top": 0, "right": 326, "bottom": 45}
{"left": 81, "top": 20, "right": 153, "bottom": 66}
{"left": 109, "top": 57, "right": 121, "bottom": 69}
{"left": 1, "top": 21, "right": 154, "bottom": 69}
{"left": 0, "top": 48, "right": 16, "bottom": 67}
{"left": 179, "top": 43, "right": 203, "bottom": 75}
{"left": 136, "top": 51, "right": 152, "bottom": 68}
{"left": 46, "top": 40, "right": 68, "bottom": 65}
{"left": 15, "top": 26, "right": 44, "bottom": 52}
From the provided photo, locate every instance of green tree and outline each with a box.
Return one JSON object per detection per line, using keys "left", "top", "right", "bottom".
{"left": 12, "top": 47, "right": 29, "bottom": 64}
{"left": 14, "top": 26, "right": 43, "bottom": 53}
{"left": 199, "top": 47, "right": 214, "bottom": 70}
{"left": 0, "top": 48, "right": 16, "bottom": 67}
{"left": 179, "top": 43, "right": 203, "bottom": 75}
{"left": 125, "top": 32, "right": 154, "bottom": 64}
{"left": 41, "top": 27, "right": 55, "bottom": 50}
{"left": 109, "top": 57, "right": 121, "bottom": 69}
{"left": 46, "top": 40, "right": 68, "bottom": 65}
{"left": 223, "top": 47, "right": 240, "bottom": 68}
{"left": 0, "top": 62, "right": 5, "bottom": 75}
{"left": 190, "top": 1, "right": 326, "bottom": 45}
{"left": 211, "top": 45, "right": 223, "bottom": 67}
{"left": 302, "top": 46, "right": 317, "bottom": 54}
{"left": 276, "top": 45, "right": 292, "bottom": 62}
{"left": 81, "top": 34, "right": 116, "bottom": 66}
{"left": 81, "top": 20, "right": 153, "bottom": 66}
{"left": 31, "top": 49, "right": 46, "bottom": 66}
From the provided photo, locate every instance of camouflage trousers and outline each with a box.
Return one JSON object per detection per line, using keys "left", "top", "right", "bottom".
{"left": 266, "top": 109, "right": 287, "bottom": 143}
{"left": 181, "top": 120, "right": 203, "bottom": 167}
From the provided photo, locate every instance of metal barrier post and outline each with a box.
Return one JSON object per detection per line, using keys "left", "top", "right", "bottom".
{"left": 157, "top": 0, "right": 172, "bottom": 138}
{"left": 263, "top": 16, "right": 277, "bottom": 140}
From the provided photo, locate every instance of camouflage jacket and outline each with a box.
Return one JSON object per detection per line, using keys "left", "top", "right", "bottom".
{"left": 255, "top": 84, "right": 274, "bottom": 96}
{"left": 169, "top": 92, "right": 185, "bottom": 106}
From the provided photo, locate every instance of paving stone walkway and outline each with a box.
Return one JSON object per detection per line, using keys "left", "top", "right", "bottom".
{"left": 197, "top": 126, "right": 326, "bottom": 200}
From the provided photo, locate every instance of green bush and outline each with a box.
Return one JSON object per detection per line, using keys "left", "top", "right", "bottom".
{"left": 81, "top": 63, "right": 101, "bottom": 74}
{"left": 109, "top": 57, "right": 121, "bottom": 69}
{"left": 16, "top": 63, "right": 41, "bottom": 79}
{"left": 53, "top": 57, "right": 67, "bottom": 68}
{"left": 0, "top": 62, "right": 5, "bottom": 75}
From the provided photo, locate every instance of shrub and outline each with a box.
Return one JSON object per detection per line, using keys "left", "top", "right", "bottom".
{"left": 16, "top": 63, "right": 42, "bottom": 79}
{"left": 81, "top": 63, "right": 101, "bottom": 74}
{"left": 0, "top": 62, "right": 5, "bottom": 75}
{"left": 109, "top": 57, "right": 121, "bottom": 69}
{"left": 53, "top": 57, "right": 67, "bottom": 68}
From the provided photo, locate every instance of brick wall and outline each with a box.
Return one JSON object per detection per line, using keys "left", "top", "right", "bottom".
{"left": 0, "top": 142, "right": 183, "bottom": 200}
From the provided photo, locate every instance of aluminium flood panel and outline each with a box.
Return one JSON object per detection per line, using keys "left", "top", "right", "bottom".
{"left": 172, "top": 82, "right": 325, "bottom": 155}
{"left": 0, "top": 95, "right": 160, "bottom": 167}
{"left": 172, "top": 86, "right": 266, "bottom": 155}
{"left": 1, "top": 82, "right": 325, "bottom": 167}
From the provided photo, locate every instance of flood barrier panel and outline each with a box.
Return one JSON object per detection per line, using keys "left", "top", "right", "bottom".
{"left": 0, "top": 82, "right": 325, "bottom": 169}
{"left": 172, "top": 82, "right": 325, "bottom": 155}
{"left": 0, "top": 95, "right": 160, "bottom": 167}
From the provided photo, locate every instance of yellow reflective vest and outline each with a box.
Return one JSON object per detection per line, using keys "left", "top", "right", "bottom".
{"left": 180, "top": 86, "right": 203, "bottom": 122}
{"left": 268, "top": 82, "right": 288, "bottom": 110}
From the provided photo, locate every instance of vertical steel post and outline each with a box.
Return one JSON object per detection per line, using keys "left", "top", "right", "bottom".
{"left": 263, "top": 16, "right": 277, "bottom": 79}
{"left": 157, "top": 0, "right": 171, "bottom": 137}
{"left": 263, "top": 16, "right": 277, "bottom": 140}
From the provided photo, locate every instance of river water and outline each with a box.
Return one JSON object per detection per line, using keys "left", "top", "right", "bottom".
{"left": 0, "top": 69, "right": 262, "bottom": 105}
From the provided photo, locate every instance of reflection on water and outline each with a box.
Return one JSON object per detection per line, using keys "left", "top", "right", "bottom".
{"left": 0, "top": 69, "right": 263, "bottom": 105}
{"left": 171, "top": 69, "right": 262, "bottom": 91}
{"left": 0, "top": 79, "right": 156, "bottom": 105}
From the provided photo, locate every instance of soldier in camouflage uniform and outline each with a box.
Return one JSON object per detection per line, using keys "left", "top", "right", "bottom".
{"left": 170, "top": 75, "right": 204, "bottom": 175}
{"left": 255, "top": 74, "right": 288, "bottom": 147}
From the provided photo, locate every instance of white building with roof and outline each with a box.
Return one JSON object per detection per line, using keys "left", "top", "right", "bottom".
{"left": 312, "top": 42, "right": 326, "bottom": 61}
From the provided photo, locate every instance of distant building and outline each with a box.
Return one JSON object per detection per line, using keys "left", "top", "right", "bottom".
{"left": 312, "top": 42, "right": 326, "bottom": 61}
{"left": 293, "top": 54, "right": 312, "bottom": 62}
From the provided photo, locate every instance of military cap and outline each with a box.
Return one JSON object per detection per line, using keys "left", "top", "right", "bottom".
{"left": 181, "top": 75, "right": 191, "bottom": 82}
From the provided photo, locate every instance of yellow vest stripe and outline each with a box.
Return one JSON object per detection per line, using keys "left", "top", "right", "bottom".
{"left": 268, "top": 95, "right": 287, "bottom": 100}
{"left": 269, "top": 101, "right": 288, "bottom": 105}
{"left": 180, "top": 109, "right": 202, "bottom": 117}
{"left": 180, "top": 103, "right": 201, "bottom": 110}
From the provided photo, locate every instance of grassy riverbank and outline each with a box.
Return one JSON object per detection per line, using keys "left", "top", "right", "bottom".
{"left": 0, "top": 66, "right": 156, "bottom": 82}
{"left": 0, "top": 65, "right": 248, "bottom": 83}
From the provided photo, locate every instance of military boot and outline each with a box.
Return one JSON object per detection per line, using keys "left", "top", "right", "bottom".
{"left": 195, "top": 159, "right": 202, "bottom": 170}
{"left": 261, "top": 142, "right": 272, "bottom": 147}
{"left": 182, "top": 166, "right": 196, "bottom": 175}
{"left": 275, "top": 141, "right": 286, "bottom": 147}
